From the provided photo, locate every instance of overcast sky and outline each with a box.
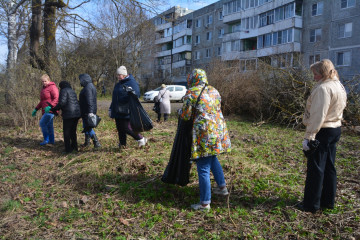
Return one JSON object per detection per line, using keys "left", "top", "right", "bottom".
{"left": 0, "top": 0, "right": 218, "bottom": 66}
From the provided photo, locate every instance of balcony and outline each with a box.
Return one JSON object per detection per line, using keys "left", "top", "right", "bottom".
{"left": 257, "top": 42, "right": 301, "bottom": 57}
{"left": 172, "top": 59, "right": 191, "bottom": 69}
{"left": 258, "top": 17, "right": 302, "bottom": 35}
{"left": 172, "top": 44, "right": 191, "bottom": 55}
{"left": 155, "top": 22, "right": 172, "bottom": 32}
{"left": 155, "top": 63, "right": 171, "bottom": 70}
{"left": 173, "top": 28, "right": 192, "bottom": 40}
{"left": 221, "top": 51, "right": 241, "bottom": 61}
{"left": 155, "top": 35, "right": 173, "bottom": 45}
{"left": 155, "top": 49, "right": 172, "bottom": 57}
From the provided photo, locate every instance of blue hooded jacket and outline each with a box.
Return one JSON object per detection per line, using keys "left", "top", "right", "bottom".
{"left": 110, "top": 74, "right": 140, "bottom": 119}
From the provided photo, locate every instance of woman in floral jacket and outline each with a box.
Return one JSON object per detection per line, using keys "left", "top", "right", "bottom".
{"left": 179, "top": 68, "right": 231, "bottom": 211}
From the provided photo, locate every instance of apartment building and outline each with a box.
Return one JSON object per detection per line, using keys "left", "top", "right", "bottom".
{"left": 302, "top": 0, "right": 360, "bottom": 80}
{"left": 148, "top": 0, "right": 359, "bottom": 85}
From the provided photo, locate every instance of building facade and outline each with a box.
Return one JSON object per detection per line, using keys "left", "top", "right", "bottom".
{"left": 148, "top": 0, "right": 359, "bottom": 85}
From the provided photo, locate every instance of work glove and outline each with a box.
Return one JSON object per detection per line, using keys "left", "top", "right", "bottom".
{"left": 31, "top": 109, "right": 37, "bottom": 117}
{"left": 44, "top": 106, "right": 51, "bottom": 113}
{"left": 108, "top": 109, "right": 111, "bottom": 118}
{"left": 303, "top": 139, "right": 320, "bottom": 158}
{"left": 124, "top": 86, "right": 135, "bottom": 94}
{"left": 302, "top": 139, "right": 310, "bottom": 151}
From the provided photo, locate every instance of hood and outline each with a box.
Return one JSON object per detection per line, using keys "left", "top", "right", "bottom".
{"left": 187, "top": 69, "right": 208, "bottom": 88}
{"left": 43, "top": 81, "right": 56, "bottom": 88}
{"left": 79, "top": 74, "right": 92, "bottom": 87}
{"left": 59, "top": 81, "right": 71, "bottom": 89}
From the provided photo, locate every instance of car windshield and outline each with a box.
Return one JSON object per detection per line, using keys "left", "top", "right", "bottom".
{"left": 153, "top": 87, "right": 161, "bottom": 91}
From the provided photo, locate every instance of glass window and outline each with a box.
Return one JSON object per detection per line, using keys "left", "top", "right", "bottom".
{"left": 339, "top": 22, "right": 353, "bottom": 38}
{"left": 219, "top": 11, "right": 223, "bottom": 20}
{"left": 264, "top": 33, "right": 272, "bottom": 47}
{"left": 310, "top": 28, "right": 322, "bottom": 42}
{"left": 218, "top": 28, "right": 224, "bottom": 38}
{"left": 312, "top": 2, "right": 323, "bottom": 16}
{"left": 272, "top": 32, "right": 278, "bottom": 45}
{"left": 341, "top": 0, "right": 356, "bottom": 8}
{"left": 207, "top": 32, "right": 212, "bottom": 40}
{"left": 258, "top": 36, "right": 264, "bottom": 49}
{"left": 275, "top": 7, "right": 284, "bottom": 22}
{"left": 284, "top": 3, "right": 294, "bottom": 19}
{"left": 218, "top": 46, "right": 222, "bottom": 56}
{"left": 175, "top": 87, "right": 183, "bottom": 91}
{"left": 167, "top": 87, "right": 174, "bottom": 92}
{"left": 287, "top": 28, "right": 293, "bottom": 42}
{"left": 206, "top": 49, "right": 211, "bottom": 58}
{"left": 337, "top": 51, "right": 351, "bottom": 66}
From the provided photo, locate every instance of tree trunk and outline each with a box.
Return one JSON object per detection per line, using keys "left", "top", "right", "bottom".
{"left": 30, "top": 0, "right": 45, "bottom": 70}
{"left": 44, "top": 0, "right": 60, "bottom": 80}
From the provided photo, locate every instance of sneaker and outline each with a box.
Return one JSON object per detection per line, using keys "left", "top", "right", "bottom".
{"left": 213, "top": 186, "right": 229, "bottom": 196}
{"left": 191, "top": 203, "right": 210, "bottom": 211}
{"left": 137, "top": 137, "right": 147, "bottom": 147}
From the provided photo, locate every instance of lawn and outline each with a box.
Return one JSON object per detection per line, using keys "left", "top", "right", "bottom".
{"left": 0, "top": 104, "right": 359, "bottom": 239}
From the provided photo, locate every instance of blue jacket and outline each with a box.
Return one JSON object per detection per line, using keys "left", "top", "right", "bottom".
{"left": 110, "top": 74, "right": 140, "bottom": 119}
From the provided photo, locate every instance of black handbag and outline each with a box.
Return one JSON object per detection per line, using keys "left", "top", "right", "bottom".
{"left": 161, "top": 86, "right": 206, "bottom": 186}
{"left": 153, "top": 102, "right": 160, "bottom": 113}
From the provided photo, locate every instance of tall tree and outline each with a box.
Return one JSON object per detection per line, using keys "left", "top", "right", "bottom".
{"left": 1, "top": 0, "right": 27, "bottom": 103}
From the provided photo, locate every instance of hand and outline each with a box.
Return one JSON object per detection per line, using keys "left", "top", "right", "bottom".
{"left": 44, "top": 106, "right": 51, "bottom": 113}
{"left": 88, "top": 113, "right": 95, "bottom": 118}
{"left": 302, "top": 139, "right": 310, "bottom": 151}
{"left": 177, "top": 108, "right": 182, "bottom": 116}
{"left": 108, "top": 109, "right": 111, "bottom": 118}
{"left": 31, "top": 109, "right": 37, "bottom": 117}
{"left": 124, "top": 86, "right": 135, "bottom": 94}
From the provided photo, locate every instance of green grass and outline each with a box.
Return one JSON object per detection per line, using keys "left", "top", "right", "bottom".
{"left": 0, "top": 104, "right": 359, "bottom": 239}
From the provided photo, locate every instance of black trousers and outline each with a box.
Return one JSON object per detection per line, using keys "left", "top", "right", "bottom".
{"left": 115, "top": 118, "right": 141, "bottom": 146}
{"left": 303, "top": 127, "right": 341, "bottom": 211}
{"left": 157, "top": 113, "right": 169, "bottom": 121}
{"left": 63, "top": 118, "right": 79, "bottom": 152}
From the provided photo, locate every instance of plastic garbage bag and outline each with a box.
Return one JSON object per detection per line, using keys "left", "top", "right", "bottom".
{"left": 128, "top": 92, "right": 153, "bottom": 132}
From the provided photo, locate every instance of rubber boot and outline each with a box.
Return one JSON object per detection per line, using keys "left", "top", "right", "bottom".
{"left": 82, "top": 134, "right": 91, "bottom": 147}
{"left": 48, "top": 133, "right": 55, "bottom": 144}
{"left": 40, "top": 132, "right": 49, "bottom": 146}
{"left": 92, "top": 134, "right": 101, "bottom": 148}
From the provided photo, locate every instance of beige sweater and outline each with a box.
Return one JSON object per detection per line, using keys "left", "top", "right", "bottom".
{"left": 303, "top": 77, "right": 347, "bottom": 140}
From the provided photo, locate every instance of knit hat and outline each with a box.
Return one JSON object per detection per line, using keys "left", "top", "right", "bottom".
{"left": 117, "top": 66, "right": 128, "bottom": 76}
{"left": 161, "top": 84, "right": 166, "bottom": 88}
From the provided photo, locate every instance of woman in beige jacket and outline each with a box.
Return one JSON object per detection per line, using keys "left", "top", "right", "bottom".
{"left": 297, "top": 59, "right": 347, "bottom": 213}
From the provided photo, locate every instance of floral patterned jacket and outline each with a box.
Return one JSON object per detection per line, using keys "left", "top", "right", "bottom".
{"left": 179, "top": 69, "right": 231, "bottom": 159}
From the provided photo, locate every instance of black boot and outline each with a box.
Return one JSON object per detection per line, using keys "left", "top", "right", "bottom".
{"left": 82, "top": 134, "right": 90, "bottom": 147}
{"left": 92, "top": 134, "right": 101, "bottom": 148}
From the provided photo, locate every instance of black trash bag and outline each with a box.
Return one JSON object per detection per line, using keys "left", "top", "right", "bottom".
{"left": 128, "top": 92, "right": 153, "bottom": 132}
{"left": 161, "top": 117, "right": 193, "bottom": 186}
{"left": 153, "top": 102, "right": 160, "bottom": 113}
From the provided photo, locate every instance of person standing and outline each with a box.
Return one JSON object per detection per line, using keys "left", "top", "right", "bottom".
{"left": 79, "top": 73, "right": 101, "bottom": 148}
{"left": 31, "top": 74, "right": 59, "bottom": 145}
{"left": 179, "top": 69, "right": 231, "bottom": 211}
{"left": 298, "top": 59, "right": 347, "bottom": 213}
{"left": 157, "top": 84, "right": 171, "bottom": 122}
{"left": 109, "top": 66, "right": 147, "bottom": 148}
{"left": 51, "top": 81, "right": 81, "bottom": 153}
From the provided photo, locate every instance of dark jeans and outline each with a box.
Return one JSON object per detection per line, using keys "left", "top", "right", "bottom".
{"left": 157, "top": 113, "right": 169, "bottom": 122}
{"left": 115, "top": 118, "right": 142, "bottom": 146}
{"left": 303, "top": 127, "right": 341, "bottom": 211}
{"left": 63, "top": 118, "right": 79, "bottom": 152}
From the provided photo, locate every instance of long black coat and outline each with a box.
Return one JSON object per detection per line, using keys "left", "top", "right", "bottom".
{"left": 52, "top": 82, "right": 81, "bottom": 120}
{"left": 79, "top": 74, "right": 97, "bottom": 117}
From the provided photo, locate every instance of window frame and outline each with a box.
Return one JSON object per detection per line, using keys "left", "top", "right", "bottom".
{"left": 336, "top": 51, "right": 351, "bottom": 66}
{"left": 339, "top": 22, "right": 353, "bottom": 38}
{"left": 341, "top": 0, "right": 356, "bottom": 9}
{"left": 310, "top": 28, "right": 322, "bottom": 43}
{"left": 312, "top": 2, "right": 323, "bottom": 16}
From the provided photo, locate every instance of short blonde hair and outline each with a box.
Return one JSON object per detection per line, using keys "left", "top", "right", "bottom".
{"left": 40, "top": 74, "right": 50, "bottom": 81}
{"left": 310, "top": 59, "right": 339, "bottom": 80}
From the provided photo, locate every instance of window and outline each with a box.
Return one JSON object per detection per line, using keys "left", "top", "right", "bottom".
{"left": 206, "top": 31, "right": 212, "bottom": 41}
{"left": 339, "top": 22, "right": 352, "bottom": 38}
{"left": 337, "top": 51, "right": 351, "bottom": 66}
{"left": 284, "top": 3, "right": 294, "bottom": 19}
{"left": 206, "top": 48, "right": 211, "bottom": 58}
{"left": 231, "top": 40, "right": 241, "bottom": 51}
{"left": 219, "top": 11, "right": 223, "bottom": 20}
{"left": 217, "top": 46, "right": 222, "bottom": 56}
{"left": 275, "top": 7, "right": 284, "bottom": 22}
{"left": 341, "top": 0, "right": 356, "bottom": 8}
{"left": 310, "top": 28, "right": 322, "bottom": 42}
{"left": 312, "top": 2, "right": 323, "bottom": 16}
{"left": 175, "top": 86, "right": 183, "bottom": 91}
{"left": 195, "top": 35, "right": 200, "bottom": 44}
{"left": 309, "top": 54, "right": 320, "bottom": 65}
{"left": 195, "top": 51, "right": 201, "bottom": 60}
{"left": 207, "top": 15, "right": 213, "bottom": 25}
{"left": 218, "top": 28, "right": 224, "bottom": 38}
{"left": 195, "top": 19, "right": 201, "bottom": 28}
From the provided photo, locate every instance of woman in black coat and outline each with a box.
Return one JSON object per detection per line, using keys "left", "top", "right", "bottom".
{"left": 79, "top": 73, "right": 100, "bottom": 148}
{"left": 52, "top": 81, "right": 81, "bottom": 153}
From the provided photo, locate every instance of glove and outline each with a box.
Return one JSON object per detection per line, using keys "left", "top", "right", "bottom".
{"left": 31, "top": 109, "right": 37, "bottom": 117}
{"left": 302, "top": 139, "right": 310, "bottom": 151}
{"left": 124, "top": 86, "right": 135, "bottom": 94}
{"left": 108, "top": 109, "right": 111, "bottom": 118}
{"left": 303, "top": 139, "right": 320, "bottom": 158}
{"left": 44, "top": 106, "right": 51, "bottom": 113}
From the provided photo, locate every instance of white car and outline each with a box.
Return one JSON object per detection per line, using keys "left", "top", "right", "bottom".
{"left": 143, "top": 85, "right": 187, "bottom": 102}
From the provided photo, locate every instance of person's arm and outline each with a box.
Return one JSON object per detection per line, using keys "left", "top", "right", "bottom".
{"left": 49, "top": 85, "right": 59, "bottom": 107}
{"left": 304, "top": 87, "right": 331, "bottom": 140}
{"left": 52, "top": 89, "right": 67, "bottom": 111}
{"left": 179, "top": 90, "right": 193, "bottom": 120}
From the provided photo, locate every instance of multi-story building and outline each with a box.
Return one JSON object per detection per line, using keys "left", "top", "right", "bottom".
{"left": 302, "top": 0, "right": 360, "bottom": 80}
{"left": 147, "top": 0, "right": 359, "bottom": 86}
